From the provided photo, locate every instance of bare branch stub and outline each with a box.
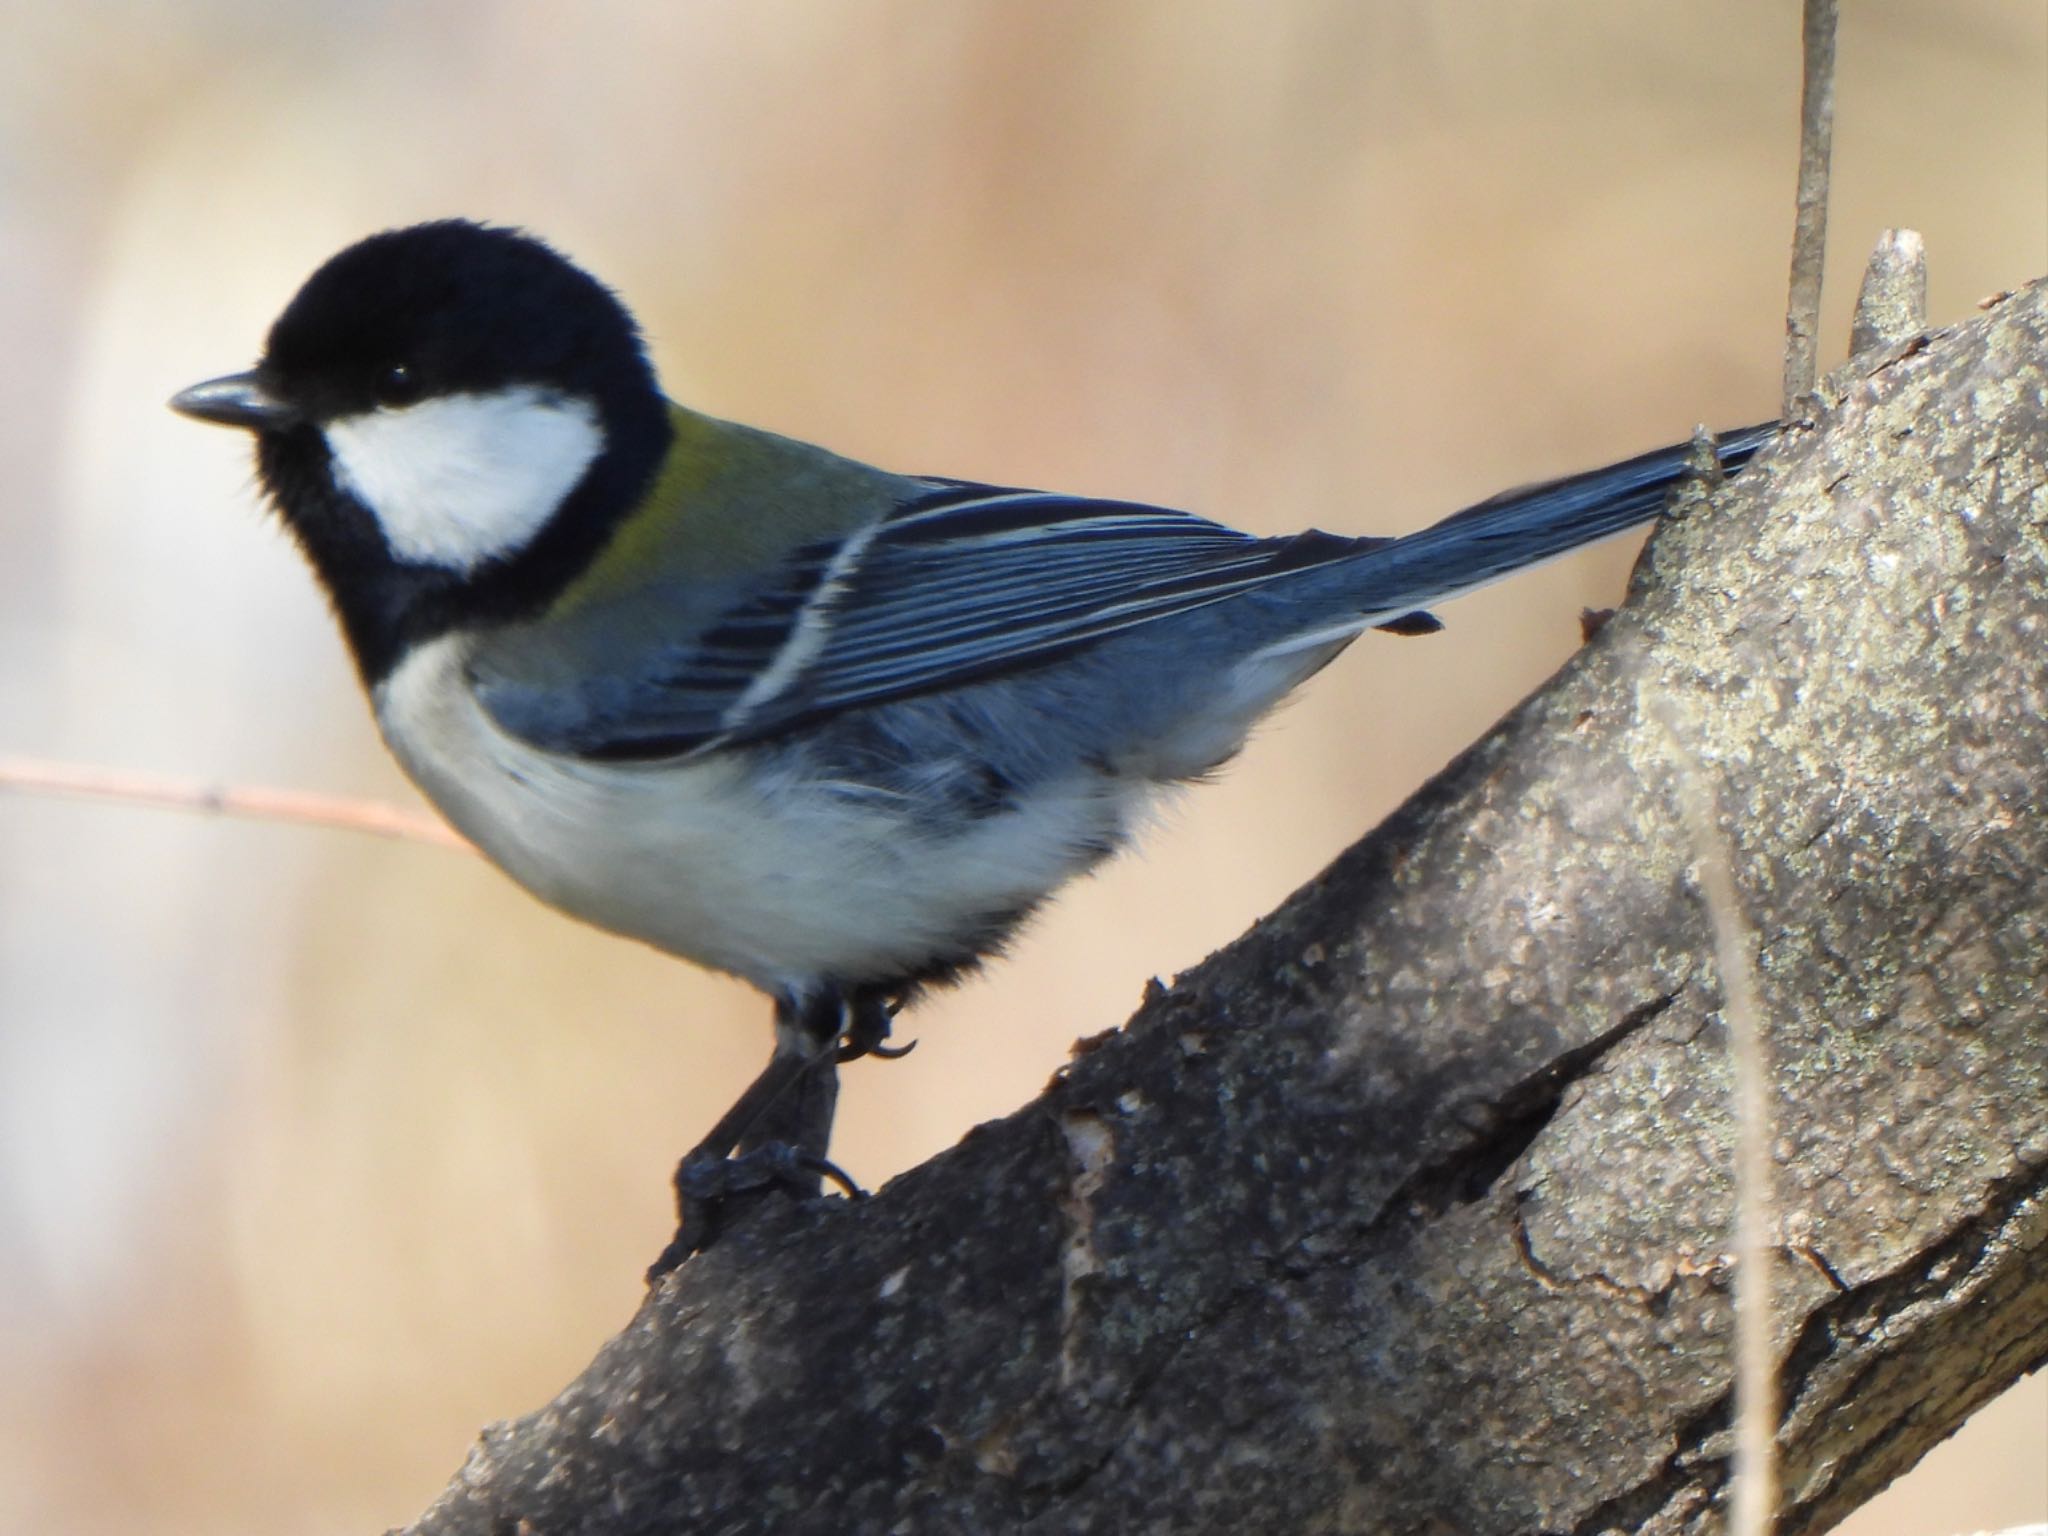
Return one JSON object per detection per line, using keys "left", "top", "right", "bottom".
{"left": 1849, "top": 227, "right": 1929, "bottom": 357}
{"left": 400, "top": 278, "right": 2048, "bottom": 1536}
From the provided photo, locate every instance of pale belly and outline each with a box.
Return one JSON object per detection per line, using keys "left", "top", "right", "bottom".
{"left": 373, "top": 635, "right": 1143, "bottom": 993}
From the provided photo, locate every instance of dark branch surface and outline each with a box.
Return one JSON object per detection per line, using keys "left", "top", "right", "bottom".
{"left": 401, "top": 280, "right": 2048, "bottom": 1536}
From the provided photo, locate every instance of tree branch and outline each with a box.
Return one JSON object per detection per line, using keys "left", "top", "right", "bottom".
{"left": 399, "top": 274, "right": 2048, "bottom": 1536}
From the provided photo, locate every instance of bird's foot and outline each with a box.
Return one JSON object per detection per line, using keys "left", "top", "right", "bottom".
{"left": 646, "top": 1143, "right": 866, "bottom": 1282}
{"left": 677, "top": 1141, "right": 865, "bottom": 1203}
{"left": 839, "top": 992, "right": 917, "bottom": 1062}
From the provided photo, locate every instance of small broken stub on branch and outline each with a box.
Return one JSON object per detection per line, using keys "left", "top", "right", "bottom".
{"left": 1849, "top": 228, "right": 1929, "bottom": 357}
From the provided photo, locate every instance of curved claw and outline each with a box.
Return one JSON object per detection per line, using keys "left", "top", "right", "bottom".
{"left": 801, "top": 1152, "right": 867, "bottom": 1200}
{"left": 841, "top": 1033, "right": 918, "bottom": 1063}
{"left": 839, "top": 992, "right": 918, "bottom": 1063}
{"left": 647, "top": 1238, "right": 692, "bottom": 1283}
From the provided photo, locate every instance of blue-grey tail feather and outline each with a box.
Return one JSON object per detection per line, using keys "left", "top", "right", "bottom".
{"left": 1338, "top": 421, "right": 1775, "bottom": 615}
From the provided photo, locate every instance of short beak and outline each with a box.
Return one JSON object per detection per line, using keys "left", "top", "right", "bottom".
{"left": 168, "top": 370, "right": 300, "bottom": 431}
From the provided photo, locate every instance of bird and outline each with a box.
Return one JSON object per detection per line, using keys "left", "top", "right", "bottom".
{"left": 170, "top": 219, "right": 1773, "bottom": 1275}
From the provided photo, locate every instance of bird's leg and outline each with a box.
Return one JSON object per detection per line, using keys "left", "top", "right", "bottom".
{"left": 647, "top": 989, "right": 861, "bottom": 1280}
{"left": 735, "top": 995, "right": 844, "bottom": 1185}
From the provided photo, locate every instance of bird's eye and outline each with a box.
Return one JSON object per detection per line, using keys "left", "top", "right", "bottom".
{"left": 375, "top": 362, "right": 419, "bottom": 406}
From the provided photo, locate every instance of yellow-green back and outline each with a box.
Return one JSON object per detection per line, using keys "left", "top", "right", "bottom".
{"left": 547, "top": 403, "right": 912, "bottom": 621}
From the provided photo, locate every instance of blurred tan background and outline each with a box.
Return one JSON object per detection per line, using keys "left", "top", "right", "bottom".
{"left": 0, "top": 3, "right": 2041, "bottom": 1531}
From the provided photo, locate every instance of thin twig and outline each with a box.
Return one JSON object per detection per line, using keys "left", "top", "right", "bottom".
{"left": 0, "top": 753, "right": 470, "bottom": 851}
{"left": 1648, "top": 694, "right": 1777, "bottom": 1536}
{"left": 1782, "top": 0, "right": 1840, "bottom": 415}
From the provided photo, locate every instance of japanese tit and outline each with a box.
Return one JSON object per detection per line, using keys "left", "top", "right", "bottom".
{"left": 171, "top": 220, "right": 1771, "bottom": 1268}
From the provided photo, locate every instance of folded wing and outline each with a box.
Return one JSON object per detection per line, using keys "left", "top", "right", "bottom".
{"left": 472, "top": 483, "right": 1376, "bottom": 760}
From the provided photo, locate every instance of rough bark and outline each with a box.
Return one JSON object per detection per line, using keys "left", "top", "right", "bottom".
{"left": 399, "top": 277, "right": 2048, "bottom": 1536}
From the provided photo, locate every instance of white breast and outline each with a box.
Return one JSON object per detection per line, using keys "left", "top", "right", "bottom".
{"left": 373, "top": 635, "right": 1143, "bottom": 992}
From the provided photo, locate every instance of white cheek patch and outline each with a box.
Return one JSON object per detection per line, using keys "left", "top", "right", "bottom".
{"left": 324, "top": 387, "right": 605, "bottom": 572}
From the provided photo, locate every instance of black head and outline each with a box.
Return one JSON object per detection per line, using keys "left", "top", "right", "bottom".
{"left": 171, "top": 220, "right": 674, "bottom": 684}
